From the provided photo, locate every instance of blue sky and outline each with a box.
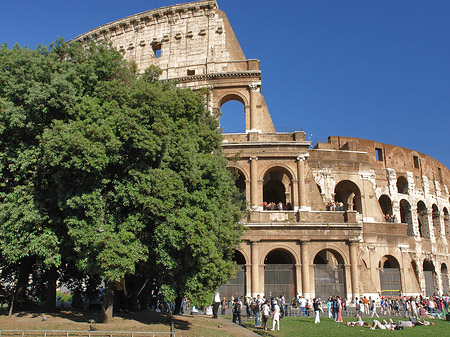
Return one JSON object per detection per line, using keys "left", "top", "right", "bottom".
{"left": 1, "top": 0, "right": 449, "bottom": 168}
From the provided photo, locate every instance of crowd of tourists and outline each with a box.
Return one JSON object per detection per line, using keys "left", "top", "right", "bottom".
{"left": 384, "top": 214, "right": 397, "bottom": 222}
{"left": 213, "top": 293, "right": 450, "bottom": 331}
{"left": 263, "top": 201, "right": 294, "bottom": 211}
{"left": 326, "top": 201, "right": 344, "bottom": 211}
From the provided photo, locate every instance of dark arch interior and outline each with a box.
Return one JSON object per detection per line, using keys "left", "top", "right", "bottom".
{"left": 423, "top": 260, "right": 434, "bottom": 271}
{"left": 396, "top": 176, "right": 408, "bottom": 194}
{"left": 229, "top": 168, "right": 246, "bottom": 194}
{"left": 313, "top": 249, "right": 344, "bottom": 265}
{"left": 379, "top": 195, "right": 393, "bottom": 216}
{"left": 265, "top": 249, "right": 294, "bottom": 264}
{"left": 379, "top": 256, "right": 400, "bottom": 269}
{"left": 334, "top": 180, "right": 362, "bottom": 213}
{"left": 234, "top": 250, "right": 246, "bottom": 265}
{"left": 263, "top": 180, "right": 285, "bottom": 204}
{"left": 442, "top": 263, "right": 448, "bottom": 273}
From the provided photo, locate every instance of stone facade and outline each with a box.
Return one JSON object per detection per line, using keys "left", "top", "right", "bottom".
{"left": 76, "top": 0, "right": 450, "bottom": 301}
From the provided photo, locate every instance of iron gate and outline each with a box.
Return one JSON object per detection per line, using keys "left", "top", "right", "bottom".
{"left": 379, "top": 268, "right": 401, "bottom": 296}
{"left": 264, "top": 264, "right": 295, "bottom": 298}
{"left": 314, "top": 264, "right": 345, "bottom": 299}
{"left": 424, "top": 270, "right": 435, "bottom": 296}
{"left": 442, "top": 272, "right": 449, "bottom": 295}
{"left": 219, "top": 265, "right": 245, "bottom": 298}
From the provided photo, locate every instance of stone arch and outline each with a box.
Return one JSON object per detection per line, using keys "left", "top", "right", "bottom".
{"left": 313, "top": 249, "right": 346, "bottom": 300}
{"left": 263, "top": 248, "right": 297, "bottom": 298}
{"left": 444, "top": 207, "right": 450, "bottom": 236}
{"left": 227, "top": 166, "right": 247, "bottom": 200}
{"left": 417, "top": 201, "right": 430, "bottom": 238}
{"left": 442, "top": 263, "right": 449, "bottom": 295}
{"left": 400, "top": 199, "right": 413, "bottom": 236}
{"left": 379, "top": 195, "right": 393, "bottom": 221}
{"left": 432, "top": 204, "right": 441, "bottom": 238}
{"left": 379, "top": 255, "right": 402, "bottom": 296}
{"left": 262, "top": 165, "right": 295, "bottom": 209}
{"left": 260, "top": 244, "right": 300, "bottom": 266}
{"left": 334, "top": 180, "right": 362, "bottom": 213}
{"left": 423, "top": 260, "right": 436, "bottom": 296}
{"left": 396, "top": 176, "right": 409, "bottom": 194}
{"left": 219, "top": 249, "right": 247, "bottom": 298}
{"left": 218, "top": 92, "right": 248, "bottom": 134}
{"left": 309, "top": 244, "right": 350, "bottom": 267}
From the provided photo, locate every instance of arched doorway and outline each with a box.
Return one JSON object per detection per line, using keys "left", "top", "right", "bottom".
{"left": 334, "top": 180, "right": 362, "bottom": 213}
{"left": 396, "top": 176, "right": 408, "bottom": 194}
{"left": 442, "top": 264, "right": 449, "bottom": 295}
{"left": 417, "top": 201, "right": 429, "bottom": 238}
{"left": 379, "top": 195, "right": 393, "bottom": 221}
{"left": 444, "top": 208, "right": 450, "bottom": 236}
{"left": 219, "top": 96, "right": 246, "bottom": 133}
{"left": 432, "top": 204, "right": 441, "bottom": 238}
{"left": 423, "top": 260, "right": 436, "bottom": 296}
{"left": 400, "top": 199, "right": 413, "bottom": 236}
{"left": 218, "top": 250, "right": 246, "bottom": 298}
{"left": 228, "top": 167, "right": 246, "bottom": 202}
{"left": 314, "top": 250, "right": 346, "bottom": 299}
{"left": 263, "top": 168, "right": 294, "bottom": 210}
{"left": 379, "top": 256, "right": 401, "bottom": 296}
{"left": 264, "top": 249, "right": 296, "bottom": 298}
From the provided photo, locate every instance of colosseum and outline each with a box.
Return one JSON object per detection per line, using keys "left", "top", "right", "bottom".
{"left": 75, "top": 0, "right": 450, "bottom": 301}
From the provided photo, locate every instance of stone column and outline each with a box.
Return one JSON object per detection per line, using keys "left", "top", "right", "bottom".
{"left": 296, "top": 154, "right": 310, "bottom": 211}
{"left": 250, "top": 156, "right": 259, "bottom": 209}
{"left": 248, "top": 84, "right": 260, "bottom": 131}
{"left": 301, "top": 240, "right": 311, "bottom": 298}
{"left": 295, "top": 263, "right": 302, "bottom": 296}
{"left": 251, "top": 240, "right": 260, "bottom": 296}
{"left": 349, "top": 240, "right": 360, "bottom": 302}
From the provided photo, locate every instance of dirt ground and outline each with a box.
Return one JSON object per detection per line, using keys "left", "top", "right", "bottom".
{"left": 0, "top": 310, "right": 258, "bottom": 337}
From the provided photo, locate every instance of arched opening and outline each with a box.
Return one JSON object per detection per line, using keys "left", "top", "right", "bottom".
{"left": 314, "top": 249, "right": 346, "bottom": 300}
{"left": 423, "top": 260, "right": 436, "bottom": 296}
{"left": 396, "top": 176, "right": 408, "bottom": 194}
{"left": 218, "top": 250, "right": 246, "bottom": 298}
{"left": 432, "top": 204, "right": 441, "bottom": 238}
{"left": 444, "top": 208, "right": 450, "bottom": 236}
{"left": 378, "top": 256, "right": 401, "bottom": 296}
{"left": 417, "top": 201, "right": 430, "bottom": 238}
{"left": 400, "top": 199, "right": 413, "bottom": 236}
{"left": 334, "top": 180, "right": 362, "bottom": 213}
{"left": 228, "top": 167, "right": 246, "bottom": 202}
{"left": 263, "top": 167, "right": 293, "bottom": 210}
{"left": 219, "top": 97, "right": 246, "bottom": 134}
{"left": 264, "top": 249, "right": 296, "bottom": 298}
{"left": 442, "top": 264, "right": 449, "bottom": 295}
{"left": 379, "top": 195, "right": 393, "bottom": 222}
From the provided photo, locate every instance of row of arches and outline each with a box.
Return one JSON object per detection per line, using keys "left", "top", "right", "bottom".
{"left": 230, "top": 166, "right": 363, "bottom": 212}
{"left": 218, "top": 249, "right": 448, "bottom": 299}
{"left": 378, "top": 195, "right": 450, "bottom": 237}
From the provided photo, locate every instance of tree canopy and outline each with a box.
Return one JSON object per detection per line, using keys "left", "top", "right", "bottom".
{"left": 0, "top": 40, "right": 245, "bottom": 317}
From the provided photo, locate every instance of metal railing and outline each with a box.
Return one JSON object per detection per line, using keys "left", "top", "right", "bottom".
{"left": 0, "top": 330, "right": 174, "bottom": 337}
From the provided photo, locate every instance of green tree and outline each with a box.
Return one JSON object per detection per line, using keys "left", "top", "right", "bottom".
{"left": 0, "top": 39, "right": 244, "bottom": 321}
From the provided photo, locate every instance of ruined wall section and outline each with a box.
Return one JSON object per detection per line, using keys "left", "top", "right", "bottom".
{"left": 73, "top": 1, "right": 246, "bottom": 79}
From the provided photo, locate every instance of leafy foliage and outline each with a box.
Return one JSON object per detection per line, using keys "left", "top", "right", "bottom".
{"left": 0, "top": 39, "right": 244, "bottom": 309}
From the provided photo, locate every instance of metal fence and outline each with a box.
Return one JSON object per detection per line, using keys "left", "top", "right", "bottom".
{"left": 0, "top": 330, "right": 174, "bottom": 337}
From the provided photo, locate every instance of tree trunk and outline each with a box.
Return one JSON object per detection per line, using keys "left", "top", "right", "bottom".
{"left": 102, "top": 280, "right": 115, "bottom": 323}
{"left": 173, "top": 295, "right": 182, "bottom": 315}
{"left": 12, "top": 256, "right": 33, "bottom": 313}
{"left": 46, "top": 266, "right": 57, "bottom": 312}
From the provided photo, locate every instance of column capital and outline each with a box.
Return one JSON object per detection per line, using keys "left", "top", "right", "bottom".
{"left": 299, "top": 239, "right": 311, "bottom": 245}
{"left": 248, "top": 83, "right": 261, "bottom": 92}
{"left": 250, "top": 239, "right": 260, "bottom": 244}
{"left": 249, "top": 156, "right": 258, "bottom": 161}
{"left": 296, "top": 153, "right": 309, "bottom": 162}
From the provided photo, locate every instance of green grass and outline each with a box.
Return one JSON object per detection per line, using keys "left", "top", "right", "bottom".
{"left": 239, "top": 316, "right": 450, "bottom": 336}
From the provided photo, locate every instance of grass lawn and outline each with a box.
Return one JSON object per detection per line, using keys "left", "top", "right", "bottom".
{"left": 239, "top": 316, "right": 450, "bottom": 336}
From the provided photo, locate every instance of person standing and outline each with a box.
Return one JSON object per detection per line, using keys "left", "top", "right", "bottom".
{"left": 220, "top": 297, "right": 227, "bottom": 315}
{"left": 212, "top": 292, "right": 221, "bottom": 318}
{"left": 253, "top": 297, "right": 261, "bottom": 327}
{"left": 336, "top": 296, "right": 343, "bottom": 322}
{"left": 232, "top": 298, "right": 242, "bottom": 326}
{"left": 262, "top": 300, "right": 271, "bottom": 330}
{"left": 271, "top": 300, "right": 280, "bottom": 330}
{"left": 313, "top": 298, "right": 321, "bottom": 324}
